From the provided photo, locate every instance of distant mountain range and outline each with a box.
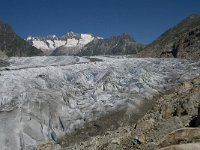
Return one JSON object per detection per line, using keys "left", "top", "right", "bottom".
{"left": 138, "top": 14, "right": 200, "bottom": 59}
{"left": 77, "top": 32, "right": 144, "bottom": 56}
{"left": 27, "top": 14, "right": 200, "bottom": 58}
{"left": 27, "top": 32, "right": 144, "bottom": 56}
{"left": 0, "top": 20, "right": 43, "bottom": 58}
{"left": 0, "top": 14, "right": 199, "bottom": 59}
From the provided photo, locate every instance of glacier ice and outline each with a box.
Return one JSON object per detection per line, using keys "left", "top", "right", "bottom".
{"left": 0, "top": 56, "right": 200, "bottom": 149}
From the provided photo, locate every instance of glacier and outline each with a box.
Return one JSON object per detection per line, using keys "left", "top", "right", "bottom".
{"left": 0, "top": 56, "right": 200, "bottom": 149}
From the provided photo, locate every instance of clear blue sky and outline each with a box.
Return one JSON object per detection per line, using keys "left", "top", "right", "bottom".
{"left": 0, "top": 0, "right": 199, "bottom": 44}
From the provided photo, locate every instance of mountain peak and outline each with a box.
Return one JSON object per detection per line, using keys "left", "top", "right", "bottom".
{"left": 179, "top": 14, "right": 200, "bottom": 26}
{"left": 188, "top": 14, "right": 200, "bottom": 19}
{"left": 120, "top": 32, "right": 135, "bottom": 41}
{"left": 27, "top": 32, "right": 102, "bottom": 55}
{"left": 0, "top": 20, "right": 43, "bottom": 57}
{"left": 122, "top": 32, "right": 129, "bottom": 36}
{"left": 77, "top": 33, "right": 144, "bottom": 56}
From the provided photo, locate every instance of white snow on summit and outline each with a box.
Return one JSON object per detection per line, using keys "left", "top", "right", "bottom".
{"left": 79, "top": 34, "right": 95, "bottom": 46}
{"left": 32, "top": 40, "right": 50, "bottom": 50}
{"left": 26, "top": 32, "right": 102, "bottom": 55}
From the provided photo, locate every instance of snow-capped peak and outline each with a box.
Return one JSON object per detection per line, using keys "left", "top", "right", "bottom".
{"left": 27, "top": 36, "right": 32, "bottom": 40}
{"left": 26, "top": 32, "right": 102, "bottom": 55}
{"left": 52, "top": 35, "right": 56, "bottom": 38}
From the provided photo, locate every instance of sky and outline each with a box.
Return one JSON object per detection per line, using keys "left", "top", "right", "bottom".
{"left": 0, "top": 0, "right": 199, "bottom": 44}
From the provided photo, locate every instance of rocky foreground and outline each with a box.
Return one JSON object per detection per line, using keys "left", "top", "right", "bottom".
{"left": 43, "top": 73, "right": 200, "bottom": 150}
{"left": 0, "top": 56, "right": 200, "bottom": 150}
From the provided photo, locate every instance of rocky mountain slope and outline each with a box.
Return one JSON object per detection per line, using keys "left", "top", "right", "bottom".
{"left": 27, "top": 32, "right": 144, "bottom": 56}
{"left": 0, "top": 20, "right": 43, "bottom": 58}
{"left": 0, "top": 56, "right": 200, "bottom": 150}
{"left": 138, "top": 14, "right": 200, "bottom": 59}
{"left": 27, "top": 32, "right": 101, "bottom": 55}
{"left": 50, "top": 74, "right": 200, "bottom": 150}
{"left": 77, "top": 33, "right": 144, "bottom": 56}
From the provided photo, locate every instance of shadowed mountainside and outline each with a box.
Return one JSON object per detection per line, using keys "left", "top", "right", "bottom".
{"left": 138, "top": 14, "right": 200, "bottom": 59}
{"left": 77, "top": 33, "right": 144, "bottom": 56}
{"left": 0, "top": 20, "right": 43, "bottom": 58}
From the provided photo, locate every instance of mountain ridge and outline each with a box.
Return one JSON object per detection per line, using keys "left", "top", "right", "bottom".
{"left": 0, "top": 20, "right": 43, "bottom": 58}
{"left": 138, "top": 14, "right": 200, "bottom": 59}
{"left": 27, "top": 32, "right": 101, "bottom": 55}
{"left": 27, "top": 32, "right": 144, "bottom": 56}
{"left": 77, "top": 32, "right": 144, "bottom": 56}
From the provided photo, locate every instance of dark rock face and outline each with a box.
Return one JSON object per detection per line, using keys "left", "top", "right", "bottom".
{"left": 51, "top": 46, "right": 82, "bottom": 56}
{"left": 78, "top": 33, "right": 144, "bottom": 56}
{"left": 0, "top": 20, "right": 43, "bottom": 57}
{"left": 160, "top": 26, "right": 200, "bottom": 59}
{"left": 189, "top": 106, "right": 200, "bottom": 127}
{"left": 189, "top": 116, "right": 200, "bottom": 127}
{"left": 138, "top": 14, "right": 200, "bottom": 59}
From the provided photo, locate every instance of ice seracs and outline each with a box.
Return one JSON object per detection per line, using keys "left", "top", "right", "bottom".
{"left": 0, "top": 56, "right": 200, "bottom": 149}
